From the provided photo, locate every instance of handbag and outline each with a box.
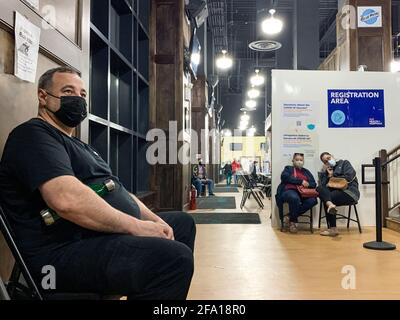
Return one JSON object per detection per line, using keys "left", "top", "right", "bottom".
{"left": 294, "top": 168, "right": 319, "bottom": 198}
{"left": 327, "top": 177, "right": 348, "bottom": 190}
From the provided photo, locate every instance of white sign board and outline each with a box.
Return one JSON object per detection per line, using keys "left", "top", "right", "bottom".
{"left": 272, "top": 70, "right": 400, "bottom": 227}
{"left": 357, "top": 6, "right": 382, "bottom": 28}
{"left": 280, "top": 101, "right": 319, "bottom": 174}
{"left": 24, "top": 0, "right": 40, "bottom": 11}
{"left": 14, "top": 12, "right": 41, "bottom": 83}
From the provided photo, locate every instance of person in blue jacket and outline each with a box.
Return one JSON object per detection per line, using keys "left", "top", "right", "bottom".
{"left": 276, "top": 153, "right": 318, "bottom": 233}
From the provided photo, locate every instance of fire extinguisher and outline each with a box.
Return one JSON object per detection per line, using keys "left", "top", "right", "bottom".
{"left": 189, "top": 185, "right": 197, "bottom": 210}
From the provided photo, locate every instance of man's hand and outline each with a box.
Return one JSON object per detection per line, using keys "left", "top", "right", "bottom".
{"left": 302, "top": 180, "right": 310, "bottom": 188}
{"left": 135, "top": 220, "right": 172, "bottom": 239}
{"left": 156, "top": 219, "right": 175, "bottom": 240}
{"left": 327, "top": 167, "right": 334, "bottom": 177}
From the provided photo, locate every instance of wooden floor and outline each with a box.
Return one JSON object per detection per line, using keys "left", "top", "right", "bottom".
{"left": 187, "top": 186, "right": 400, "bottom": 300}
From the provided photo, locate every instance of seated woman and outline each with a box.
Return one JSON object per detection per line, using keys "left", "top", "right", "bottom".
{"left": 276, "top": 153, "right": 318, "bottom": 233}
{"left": 317, "top": 152, "right": 360, "bottom": 237}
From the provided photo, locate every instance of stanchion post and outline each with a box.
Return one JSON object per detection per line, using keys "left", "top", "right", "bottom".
{"left": 363, "top": 157, "right": 396, "bottom": 250}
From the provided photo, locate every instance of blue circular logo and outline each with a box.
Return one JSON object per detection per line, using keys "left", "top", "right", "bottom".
{"left": 307, "top": 124, "right": 316, "bottom": 131}
{"left": 331, "top": 110, "right": 346, "bottom": 126}
{"left": 361, "top": 9, "right": 379, "bottom": 25}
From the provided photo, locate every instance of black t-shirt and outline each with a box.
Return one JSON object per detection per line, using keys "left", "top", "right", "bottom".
{"left": 0, "top": 118, "right": 141, "bottom": 258}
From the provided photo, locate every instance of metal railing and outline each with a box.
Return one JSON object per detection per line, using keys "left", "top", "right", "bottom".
{"left": 386, "top": 146, "right": 400, "bottom": 220}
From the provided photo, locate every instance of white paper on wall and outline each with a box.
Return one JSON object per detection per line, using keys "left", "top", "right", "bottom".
{"left": 14, "top": 11, "right": 41, "bottom": 83}
{"left": 280, "top": 101, "right": 320, "bottom": 173}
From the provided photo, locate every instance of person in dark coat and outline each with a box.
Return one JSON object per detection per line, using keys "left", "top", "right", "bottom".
{"left": 317, "top": 152, "right": 360, "bottom": 237}
{"left": 276, "top": 153, "right": 318, "bottom": 233}
{"left": 223, "top": 162, "right": 233, "bottom": 186}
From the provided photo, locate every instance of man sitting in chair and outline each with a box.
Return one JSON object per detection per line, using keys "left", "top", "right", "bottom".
{"left": 0, "top": 67, "right": 196, "bottom": 300}
{"left": 191, "top": 159, "right": 215, "bottom": 197}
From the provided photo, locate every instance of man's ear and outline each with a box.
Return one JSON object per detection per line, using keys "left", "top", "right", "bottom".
{"left": 38, "top": 89, "right": 47, "bottom": 107}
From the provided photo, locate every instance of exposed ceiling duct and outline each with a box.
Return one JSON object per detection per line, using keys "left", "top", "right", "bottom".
{"left": 207, "top": 0, "right": 229, "bottom": 53}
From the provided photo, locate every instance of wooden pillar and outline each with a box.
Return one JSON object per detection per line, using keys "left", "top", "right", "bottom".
{"left": 340, "top": 0, "right": 393, "bottom": 71}
{"left": 149, "top": 0, "right": 189, "bottom": 211}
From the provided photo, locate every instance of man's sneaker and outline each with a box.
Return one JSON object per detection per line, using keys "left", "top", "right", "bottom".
{"left": 320, "top": 228, "right": 339, "bottom": 237}
{"left": 289, "top": 222, "right": 298, "bottom": 234}
{"left": 209, "top": 193, "right": 215, "bottom": 196}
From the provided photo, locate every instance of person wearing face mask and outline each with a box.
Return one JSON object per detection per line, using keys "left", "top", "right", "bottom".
{"left": 276, "top": 153, "right": 318, "bottom": 233}
{"left": 0, "top": 67, "right": 196, "bottom": 300}
{"left": 191, "top": 159, "right": 215, "bottom": 196}
{"left": 317, "top": 152, "right": 360, "bottom": 237}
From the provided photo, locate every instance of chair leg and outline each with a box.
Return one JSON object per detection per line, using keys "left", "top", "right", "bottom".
{"left": 252, "top": 190, "right": 264, "bottom": 208}
{"left": 240, "top": 191, "right": 245, "bottom": 209}
{"left": 0, "top": 276, "right": 10, "bottom": 300}
{"left": 310, "top": 208, "right": 314, "bottom": 233}
{"left": 242, "top": 190, "right": 251, "bottom": 208}
{"left": 354, "top": 205, "right": 362, "bottom": 233}
{"left": 318, "top": 202, "right": 322, "bottom": 229}
{"left": 347, "top": 205, "right": 352, "bottom": 229}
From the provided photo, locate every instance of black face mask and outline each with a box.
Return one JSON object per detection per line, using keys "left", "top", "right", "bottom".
{"left": 45, "top": 92, "right": 88, "bottom": 128}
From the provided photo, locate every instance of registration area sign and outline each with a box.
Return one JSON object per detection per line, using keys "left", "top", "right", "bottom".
{"left": 328, "top": 90, "right": 385, "bottom": 128}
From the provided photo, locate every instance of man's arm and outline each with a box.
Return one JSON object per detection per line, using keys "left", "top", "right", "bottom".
{"left": 129, "top": 194, "right": 174, "bottom": 240}
{"left": 39, "top": 176, "right": 170, "bottom": 239}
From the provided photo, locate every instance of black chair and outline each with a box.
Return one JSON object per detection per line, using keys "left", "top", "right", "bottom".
{"left": 318, "top": 201, "right": 362, "bottom": 233}
{"left": 239, "top": 174, "right": 264, "bottom": 209}
{"left": 276, "top": 195, "right": 314, "bottom": 233}
{"left": 0, "top": 204, "right": 116, "bottom": 300}
{"left": 0, "top": 276, "right": 10, "bottom": 300}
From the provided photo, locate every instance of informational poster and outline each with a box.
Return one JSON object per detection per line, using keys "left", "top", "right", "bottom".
{"left": 357, "top": 6, "right": 382, "bottom": 28}
{"left": 280, "top": 102, "right": 319, "bottom": 168}
{"left": 24, "top": 0, "right": 40, "bottom": 11}
{"left": 328, "top": 89, "right": 385, "bottom": 128}
{"left": 14, "top": 12, "right": 41, "bottom": 83}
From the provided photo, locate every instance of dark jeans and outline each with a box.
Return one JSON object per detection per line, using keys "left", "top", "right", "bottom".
{"left": 28, "top": 212, "right": 196, "bottom": 300}
{"left": 317, "top": 186, "right": 355, "bottom": 228}
{"left": 281, "top": 189, "right": 318, "bottom": 223}
{"left": 225, "top": 173, "right": 232, "bottom": 185}
{"left": 192, "top": 178, "right": 214, "bottom": 196}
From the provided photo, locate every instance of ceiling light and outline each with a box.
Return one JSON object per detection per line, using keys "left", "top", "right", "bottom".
{"left": 250, "top": 69, "right": 265, "bottom": 86}
{"left": 262, "top": 9, "right": 283, "bottom": 35}
{"left": 224, "top": 129, "right": 232, "bottom": 137}
{"left": 247, "top": 126, "right": 257, "bottom": 137}
{"left": 191, "top": 52, "right": 201, "bottom": 66}
{"left": 391, "top": 59, "right": 400, "bottom": 73}
{"left": 247, "top": 86, "right": 260, "bottom": 99}
{"left": 245, "top": 100, "right": 257, "bottom": 109}
{"left": 240, "top": 113, "right": 250, "bottom": 122}
{"left": 216, "top": 50, "right": 233, "bottom": 70}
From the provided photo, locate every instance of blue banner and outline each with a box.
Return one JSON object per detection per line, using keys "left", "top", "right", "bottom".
{"left": 328, "top": 89, "right": 385, "bottom": 128}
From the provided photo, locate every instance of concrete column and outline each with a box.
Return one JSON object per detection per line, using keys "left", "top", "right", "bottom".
{"left": 275, "top": 10, "right": 294, "bottom": 70}
{"left": 293, "top": 0, "right": 319, "bottom": 70}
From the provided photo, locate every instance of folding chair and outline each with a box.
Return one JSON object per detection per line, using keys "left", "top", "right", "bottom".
{"left": 239, "top": 174, "right": 264, "bottom": 209}
{"left": 0, "top": 205, "right": 43, "bottom": 300}
{"left": 0, "top": 276, "right": 10, "bottom": 300}
{"left": 318, "top": 201, "right": 362, "bottom": 233}
{"left": 275, "top": 194, "right": 314, "bottom": 233}
{"left": 0, "top": 203, "right": 110, "bottom": 300}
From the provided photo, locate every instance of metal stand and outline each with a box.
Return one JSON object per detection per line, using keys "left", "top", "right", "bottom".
{"left": 363, "top": 157, "right": 396, "bottom": 250}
